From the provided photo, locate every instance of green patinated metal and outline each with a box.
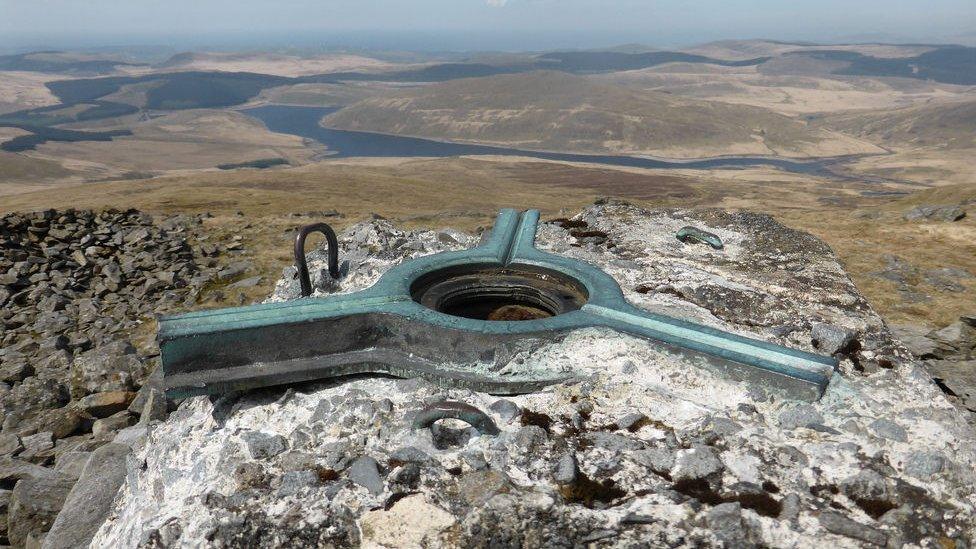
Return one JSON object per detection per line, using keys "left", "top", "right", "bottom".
{"left": 676, "top": 226, "right": 724, "bottom": 249}
{"left": 412, "top": 401, "right": 500, "bottom": 435}
{"left": 159, "top": 209, "right": 836, "bottom": 401}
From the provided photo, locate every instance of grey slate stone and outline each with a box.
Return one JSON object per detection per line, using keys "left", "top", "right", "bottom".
{"left": 779, "top": 493, "right": 801, "bottom": 522}
{"left": 616, "top": 413, "right": 647, "bottom": 431}
{"left": 91, "top": 411, "right": 137, "bottom": 438}
{"left": 228, "top": 275, "right": 263, "bottom": 289}
{"left": 489, "top": 399, "right": 520, "bottom": 423}
{"left": 276, "top": 470, "right": 319, "bottom": 497}
{"left": 903, "top": 205, "right": 966, "bottom": 223}
{"left": 388, "top": 462, "right": 421, "bottom": 490}
{"left": 868, "top": 418, "right": 908, "bottom": 442}
{"left": 112, "top": 424, "right": 149, "bottom": 448}
{"left": 904, "top": 451, "right": 945, "bottom": 479}
{"left": 462, "top": 451, "right": 488, "bottom": 471}
{"left": 671, "top": 445, "right": 723, "bottom": 481}
{"left": 778, "top": 404, "right": 824, "bottom": 430}
{"left": 69, "top": 341, "right": 144, "bottom": 398}
{"left": 0, "top": 433, "right": 23, "bottom": 456}
{"left": 632, "top": 447, "right": 676, "bottom": 476}
{"left": 841, "top": 470, "right": 890, "bottom": 502}
{"left": 588, "top": 432, "right": 643, "bottom": 453}
{"left": 389, "top": 446, "right": 432, "bottom": 465}
{"left": 0, "top": 457, "right": 62, "bottom": 486}
{"left": 318, "top": 440, "right": 352, "bottom": 470}
{"left": 705, "top": 502, "right": 746, "bottom": 545}
{"left": 19, "top": 432, "right": 54, "bottom": 464}
{"left": 811, "top": 323, "right": 857, "bottom": 355}
{"left": 217, "top": 261, "right": 253, "bottom": 281}
{"left": 890, "top": 324, "right": 939, "bottom": 358}
{"left": 347, "top": 456, "right": 384, "bottom": 495}
{"left": 372, "top": 398, "right": 394, "bottom": 414}
{"left": 139, "top": 388, "right": 169, "bottom": 423}
{"left": 7, "top": 472, "right": 75, "bottom": 546}
{"left": 42, "top": 443, "right": 129, "bottom": 549}
{"left": 53, "top": 451, "right": 91, "bottom": 480}
{"left": 241, "top": 431, "right": 287, "bottom": 460}
{"left": 819, "top": 511, "right": 888, "bottom": 546}
{"left": 554, "top": 452, "right": 579, "bottom": 485}
{"left": 127, "top": 365, "right": 163, "bottom": 415}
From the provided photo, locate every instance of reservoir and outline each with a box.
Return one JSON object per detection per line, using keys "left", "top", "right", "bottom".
{"left": 243, "top": 104, "right": 843, "bottom": 177}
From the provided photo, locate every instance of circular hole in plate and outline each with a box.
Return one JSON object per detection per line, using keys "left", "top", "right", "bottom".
{"left": 410, "top": 265, "right": 588, "bottom": 321}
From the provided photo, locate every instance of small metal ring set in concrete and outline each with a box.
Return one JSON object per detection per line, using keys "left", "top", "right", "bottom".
{"left": 413, "top": 401, "right": 500, "bottom": 436}
{"left": 158, "top": 209, "right": 835, "bottom": 402}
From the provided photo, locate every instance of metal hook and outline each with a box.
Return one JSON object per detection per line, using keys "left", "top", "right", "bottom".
{"left": 412, "top": 401, "right": 500, "bottom": 436}
{"left": 294, "top": 222, "right": 340, "bottom": 297}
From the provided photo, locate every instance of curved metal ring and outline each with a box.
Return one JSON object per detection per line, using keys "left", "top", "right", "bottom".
{"left": 294, "top": 222, "right": 340, "bottom": 297}
{"left": 412, "top": 401, "right": 500, "bottom": 436}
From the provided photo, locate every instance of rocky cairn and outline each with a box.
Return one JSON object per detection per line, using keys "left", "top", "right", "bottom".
{"left": 3, "top": 203, "right": 975, "bottom": 548}
{"left": 0, "top": 208, "right": 244, "bottom": 547}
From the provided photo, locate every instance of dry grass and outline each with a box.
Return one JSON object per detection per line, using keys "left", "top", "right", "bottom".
{"left": 837, "top": 148, "right": 976, "bottom": 188}
{"left": 0, "top": 109, "right": 321, "bottom": 189}
{"left": 0, "top": 70, "right": 61, "bottom": 114}
{"left": 0, "top": 157, "right": 600, "bottom": 307}
{"left": 602, "top": 67, "right": 972, "bottom": 115}
{"left": 3, "top": 156, "right": 971, "bottom": 327}
{"left": 0, "top": 152, "right": 80, "bottom": 196}
{"left": 780, "top": 184, "right": 976, "bottom": 327}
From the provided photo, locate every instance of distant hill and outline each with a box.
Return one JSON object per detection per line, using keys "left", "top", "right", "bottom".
{"left": 829, "top": 46, "right": 976, "bottom": 85}
{"left": 684, "top": 39, "right": 938, "bottom": 60}
{"left": 533, "top": 51, "right": 767, "bottom": 72}
{"left": 0, "top": 51, "right": 141, "bottom": 75}
{"left": 322, "top": 71, "right": 878, "bottom": 158}
{"left": 684, "top": 41, "right": 975, "bottom": 85}
{"left": 156, "top": 51, "right": 393, "bottom": 77}
{"left": 46, "top": 72, "right": 292, "bottom": 109}
{"left": 822, "top": 99, "right": 976, "bottom": 149}
{"left": 756, "top": 45, "right": 976, "bottom": 85}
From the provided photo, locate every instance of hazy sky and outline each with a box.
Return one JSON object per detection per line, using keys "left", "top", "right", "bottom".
{"left": 2, "top": 0, "right": 973, "bottom": 51}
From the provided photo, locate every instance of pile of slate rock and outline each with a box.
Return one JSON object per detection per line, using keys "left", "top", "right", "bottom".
{"left": 86, "top": 202, "right": 975, "bottom": 548}
{"left": 0, "top": 208, "right": 243, "bottom": 547}
{"left": 891, "top": 317, "right": 976, "bottom": 413}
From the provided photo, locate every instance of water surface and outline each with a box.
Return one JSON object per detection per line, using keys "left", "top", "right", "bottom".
{"left": 244, "top": 104, "right": 843, "bottom": 177}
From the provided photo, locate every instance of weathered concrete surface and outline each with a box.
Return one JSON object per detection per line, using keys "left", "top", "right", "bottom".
{"left": 90, "top": 203, "right": 976, "bottom": 548}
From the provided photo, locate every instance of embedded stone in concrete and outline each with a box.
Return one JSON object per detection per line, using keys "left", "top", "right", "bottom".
{"left": 347, "top": 456, "right": 384, "bottom": 496}
{"left": 241, "top": 431, "right": 287, "bottom": 460}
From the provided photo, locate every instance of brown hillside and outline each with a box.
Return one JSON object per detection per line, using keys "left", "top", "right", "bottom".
{"left": 822, "top": 99, "right": 976, "bottom": 149}
{"left": 322, "top": 71, "right": 876, "bottom": 158}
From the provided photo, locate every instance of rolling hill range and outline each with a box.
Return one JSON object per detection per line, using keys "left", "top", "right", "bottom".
{"left": 156, "top": 51, "right": 393, "bottom": 77}
{"left": 533, "top": 50, "right": 768, "bottom": 72}
{"left": 0, "top": 51, "right": 143, "bottom": 75}
{"left": 779, "top": 46, "right": 976, "bottom": 85}
{"left": 683, "top": 39, "right": 940, "bottom": 60}
{"left": 321, "top": 71, "right": 881, "bottom": 158}
{"left": 821, "top": 99, "right": 976, "bottom": 149}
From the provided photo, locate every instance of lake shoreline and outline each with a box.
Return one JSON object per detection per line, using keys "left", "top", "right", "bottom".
{"left": 242, "top": 104, "right": 886, "bottom": 179}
